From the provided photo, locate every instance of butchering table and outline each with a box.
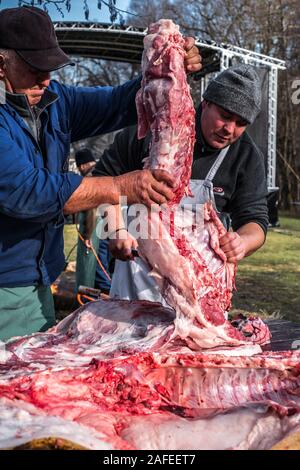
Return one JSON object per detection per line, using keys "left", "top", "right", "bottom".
{"left": 262, "top": 319, "right": 300, "bottom": 352}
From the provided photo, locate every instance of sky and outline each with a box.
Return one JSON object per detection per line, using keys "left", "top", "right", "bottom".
{"left": 0, "top": 0, "right": 131, "bottom": 22}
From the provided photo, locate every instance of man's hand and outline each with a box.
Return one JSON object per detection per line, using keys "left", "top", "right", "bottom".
{"left": 219, "top": 231, "right": 247, "bottom": 263}
{"left": 109, "top": 231, "right": 138, "bottom": 261}
{"left": 114, "top": 169, "right": 175, "bottom": 207}
{"left": 220, "top": 223, "right": 266, "bottom": 263}
{"left": 184, "top": 37, "right": 202, "bottom": 74}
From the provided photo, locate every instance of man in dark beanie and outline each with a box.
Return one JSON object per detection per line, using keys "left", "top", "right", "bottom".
{"left": 92, "top": 64, "right": 269, "bottom": 303}
{"left": 0, "top": 6, "right": 202, "bottom": 340}
{"left": 202, "top": 65, "right": 261, "bottom": 127}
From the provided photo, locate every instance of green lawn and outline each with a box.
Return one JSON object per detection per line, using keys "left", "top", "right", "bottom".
{"left": 64, "top": 214, "right": 300, "bottom": 322}
{"left": 64, "top": 224, "right": 78, "bottom": 263}
{"left": 232, "top": 215, "right": 300, "bottom": 322}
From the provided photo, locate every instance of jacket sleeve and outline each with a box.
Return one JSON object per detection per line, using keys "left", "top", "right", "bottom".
{"left": 228, "top": 144, "right": 269, "bottom": 235}
{"left": 0, "top": 124, "right": 82, "bottom": 222}
{"left": 92, "top": 125, "right": 146, "bottom": 177}
{"left": 65, "top": 76, "right": 142, "bottom": 143}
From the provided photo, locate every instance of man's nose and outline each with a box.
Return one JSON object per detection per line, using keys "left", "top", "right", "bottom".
{"left": 223, "top": 121, "right": 235, "bottom": 134}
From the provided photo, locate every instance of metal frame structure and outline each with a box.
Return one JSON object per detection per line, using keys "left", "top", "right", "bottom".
{"left": 54, "top": 21, "right": 285, "bottom": 190}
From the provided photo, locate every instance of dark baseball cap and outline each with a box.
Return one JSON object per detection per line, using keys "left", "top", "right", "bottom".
{"left": 0, "top": 6, "right": 74, "bottom": 72}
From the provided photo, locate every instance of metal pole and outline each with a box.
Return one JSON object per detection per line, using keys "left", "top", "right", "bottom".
{"left": 267, "top": 67, "right": 278, "bottom": 190}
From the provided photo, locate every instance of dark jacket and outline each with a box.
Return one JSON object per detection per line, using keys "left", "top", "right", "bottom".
{"left": 93, "top": 107, "right": 269, "bottom": 234}
{"left": 0, "top": 77, "right": 140, "bottom": 287}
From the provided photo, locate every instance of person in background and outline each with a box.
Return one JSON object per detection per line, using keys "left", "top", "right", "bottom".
{"left": 74, "top": 148, "right": 96, "bottom": 176}
{"left": 75, "top": 148, "right": 112, "bottom": 295}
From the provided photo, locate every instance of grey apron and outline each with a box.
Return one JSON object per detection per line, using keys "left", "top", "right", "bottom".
{"left": 110, "top": 146, "right": 230, "bottom": 303}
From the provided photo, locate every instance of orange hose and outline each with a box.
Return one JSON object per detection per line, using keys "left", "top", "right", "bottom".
{"left": 77, "top": 293, "right": 97, "bottom": 305}
{"left": 76, "top": 225, "right": 112, "bottom": 282}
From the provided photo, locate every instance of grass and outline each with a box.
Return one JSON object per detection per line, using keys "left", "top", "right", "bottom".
{"left": 63, "top": 214, "right": 300, "bottom": 322}
{"left": 232, "top": 214, "right": 300, "bottom": 322}
{"left": 64, "top": 223, "right": 78, "bottom": 263}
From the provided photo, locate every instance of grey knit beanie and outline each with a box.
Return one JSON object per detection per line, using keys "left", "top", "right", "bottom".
{"left": 203, "top": 65, "right": 262, "bottom": 124}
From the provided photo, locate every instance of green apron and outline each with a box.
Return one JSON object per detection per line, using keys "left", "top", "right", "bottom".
{"left": 0, "top": 286, "right": 55, "bottom": 341}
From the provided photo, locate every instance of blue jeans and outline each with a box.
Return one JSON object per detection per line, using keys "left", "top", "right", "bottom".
{"left": 94, "top": 239, "right": 113, "bottom": 292}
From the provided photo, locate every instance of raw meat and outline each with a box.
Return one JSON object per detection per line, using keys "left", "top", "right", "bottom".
{"left": 135, "top": 19, "right": 270, "bottom": 349}
{"left": 136, "top": 19, "right": 195, "bottom": 202}
{"left": 0, "top": 300, "right": 299, "bottom": 450}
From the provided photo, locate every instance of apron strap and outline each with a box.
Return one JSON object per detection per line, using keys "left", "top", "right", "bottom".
{"left": 205, "top": 145, "right": 230, "bottom": 182}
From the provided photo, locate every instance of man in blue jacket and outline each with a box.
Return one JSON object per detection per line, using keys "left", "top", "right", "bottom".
{"left": 0, "top": 6, "right": 201, "bottom": 340}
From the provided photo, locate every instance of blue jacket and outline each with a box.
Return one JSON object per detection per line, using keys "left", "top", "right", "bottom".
{"left": 0, "top": 78, "right": 140, "bottom": 287}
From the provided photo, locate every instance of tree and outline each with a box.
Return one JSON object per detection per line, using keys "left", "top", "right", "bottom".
{"left": 17, "top": 0, "right": 125, "bottom": 23}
